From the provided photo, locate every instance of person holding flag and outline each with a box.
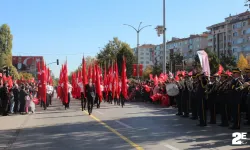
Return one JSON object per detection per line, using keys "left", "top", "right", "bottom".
{"left": 85, "top": 79, "right": 96, "bottom": 115}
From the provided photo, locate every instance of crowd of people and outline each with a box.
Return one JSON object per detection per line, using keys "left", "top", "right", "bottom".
{"left": 124, "top": 67, "right": 250, "bottom": 131}
{"left": 2, "top": 66, "right": 250, "bottom": 133}
{"left": 0, "top": 81, "right": 38, "bottom": 116}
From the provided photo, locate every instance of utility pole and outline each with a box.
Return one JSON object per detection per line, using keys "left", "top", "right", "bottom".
{"left": 163, "top": 0, "right": 166, "bottom": 74}
{"left": 156, "top": 0, "right": 167, "bottom": 74}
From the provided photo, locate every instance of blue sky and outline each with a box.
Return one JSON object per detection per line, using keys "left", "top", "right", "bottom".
{"left": 0, "top": 0, "right": 246, "bottom": 77}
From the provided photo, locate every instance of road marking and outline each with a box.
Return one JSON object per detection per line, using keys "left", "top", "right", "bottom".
{"left": 116, "top": 120, "right": 133, "bottom": 129}
{"left": 96, "top": 111, "right": 104, "bottom": 115}
{"left": 164, "top": 144, "right": 179, "bottom": 150}
{"left": 83, "top": 111, "right": 143, "bottom": 150}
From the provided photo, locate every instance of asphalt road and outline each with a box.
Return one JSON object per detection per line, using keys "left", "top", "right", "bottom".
{"left": 1, "top": 97, "right": 250, "bottom": 150}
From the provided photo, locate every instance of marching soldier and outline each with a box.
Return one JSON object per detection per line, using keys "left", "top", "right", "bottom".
{"left": 230, "top": 68, "right": 242, "bottom": 130}
{"left": 176, "top": 73, "right": 184, "bottom": 116}
{"left": 217, "top": 72, "right": 229, "bottom": 127}
{"left": 206, "top": 73, "right": 219, "bottom": 124}
{"left": 197, "top": 72, "right": 208, "bottom": 126}
{"left": 190, "top": 73, "right": 198, "bottom": 120}
{"left": 243, "top": 67, "right": 250, "bottom": 125}
{"left": 182, "top": 72, "right": 189, "bottom": 117}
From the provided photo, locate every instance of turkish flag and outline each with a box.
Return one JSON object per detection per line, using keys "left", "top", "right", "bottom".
{"left": 121, "top": 57, "right": 128, "bottom": 99}
{"left": 133, "top": 64, "right": 137, "bottom": 76}
{"left": 139, "top": 64, "right": 143, "bottom": 76}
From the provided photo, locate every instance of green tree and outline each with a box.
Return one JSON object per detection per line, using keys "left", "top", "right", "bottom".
{"left": 97, "top": 37, "right": 135, "bottom": 78}
{"left": 152, "top": 59, "right": 162, "bottom": 76}
{"left": 97, "top": 37, "right": 122, "bottom": 65}
{"left": 173, "top": 53, "right": 184, "bottom": 65}
{"left": 116, "top": 43, "right": 135, "bottom": 78}
{"left": 143, "top": 65, "right": 153, "bottom": 79}
{"left": 220, "top": 53, "right": 236, "bottom": 71}
{"left": 9, "top": 65, "right": 19, "bottom": 79}
{"left": 237, "top": 53, "right": 248, "bottom": 71}
{"left": 0, "top": 24, "right": 18, "bottom": 78}
{"left": 19, "top": 72, "right": 34, "bottom": 80}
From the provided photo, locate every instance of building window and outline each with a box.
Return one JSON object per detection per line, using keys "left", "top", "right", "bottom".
{"left": 237, "top": 38, "right": 243, "bottom": 44}
{"left": 232, "top": 40, "right": 236, "bottom": 44}
{"left": 246, "top": 28, "right": 250, "bottom": 34}
{"left": 140, "top": 61, "right": 143, "bottom": 64}
{"left": 243, "top": 30, "right": 247, "bottom": 35}
{"left": 146, "top": 61, "right": 149, "bottom": 64}
{"left": 184, "top": 41, "right": 188, "bottom": 44}
{"left": 197, "top": 45, "right": 200, "bottom": 48}
{"left": 146, "top": 53, "right": 149, "bottom": 55}
{"left": 232, "top": 48, "right": 238, "bottom": 53}
{"left": 189, "top": 39, "right": 192, "bottom": 44}
{"left": 233, "top": 22, "right": 242, "bottom": 29}
{"left": 140, "top": 52, "right": 144, "bottom": 55}
{"left": 233, "top": 32, "right": 238, "bottom": 37}
{"left": 140, "top": 57, "right": 144, "bottom": 60}
{"left": 243, "top": 21, "right": 247, "bottom": 26}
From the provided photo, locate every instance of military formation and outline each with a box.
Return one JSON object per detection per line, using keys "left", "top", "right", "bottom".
{"left": 173, "top": 67, "right": 249, "bottom": 130}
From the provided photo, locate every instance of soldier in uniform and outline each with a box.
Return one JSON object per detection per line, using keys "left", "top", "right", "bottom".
{"left": 190, "top": 74, "right": 198, "bottom": 120}
{"left": 197, "top": 72, "right": 208, "bottom": 127}
{"left": 207, "top": 74, "right": 219, "bottom": 124}
{"left": 243, "top": 67, "right": 250, "bottom": 125}
{"left": 230, "top": 68, "right": 242, "bottom": 130}
{"left": 182, "top": 72, "right": 189, "bottom": 117}
{"left": 217, "top": 72, "right": 229, "bottom": 127}
{"left": 176, "top": 73, "right": 184, "bottom": 116}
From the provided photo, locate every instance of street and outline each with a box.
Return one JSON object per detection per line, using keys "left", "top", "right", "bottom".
{"left": 1, "top": 97, "right": 250, "bottom": 150}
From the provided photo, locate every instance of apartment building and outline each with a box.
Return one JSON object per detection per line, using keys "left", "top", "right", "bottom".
{"left": 133, "top": 44, "right": 155, "bottom": 70}
{"left": 165, "top": 33, "right": 208, "bottom": 67}
{"left": 154, "top": 44, "right": 167, "bottom": 66}
{"left": 207, "top": 10, "right": 250, "bottom": 60}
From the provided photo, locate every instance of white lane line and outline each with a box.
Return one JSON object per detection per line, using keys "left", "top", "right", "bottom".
{"left": 96, "top": 111, "right": 104, "bottom": 115}
{"left": 115, "top": 120, "right": 133, "bottom": 129}
{"left": 164, "top": 144, "right": 180, "bottom": 150}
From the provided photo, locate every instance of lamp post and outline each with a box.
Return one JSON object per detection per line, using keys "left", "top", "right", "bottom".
{"left": 163, "top": 0, "right": 166, "bottom": 74}
{"left": 155, "top": 0, "right": 166, "bottom": 74}
{"left": 123, "top": 22, "right": 151, "bottom": 80}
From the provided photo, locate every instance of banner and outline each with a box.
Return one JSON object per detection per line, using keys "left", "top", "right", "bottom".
{"left": 13, "top": 56, "right": 44, "bottom": 76}
{"left": 197, "top": 50, "right": 210, "bottom": 76}
{"left": 139, "top": 64, "right": 143, "bottom": 76}
{"left": 133, "top": 64, "right": 137, "bottom": 76}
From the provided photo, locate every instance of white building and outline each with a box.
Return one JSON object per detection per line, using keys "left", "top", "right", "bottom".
{"left": 133, "top": 44, "right": 155, "bottom": 70}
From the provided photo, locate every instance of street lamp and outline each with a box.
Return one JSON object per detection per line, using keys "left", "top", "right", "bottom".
{"left": 123, "top": 22, "right": 151, "bottom": 80}
{"left": 155, "top": 0, "right": 166, "bottom": 74}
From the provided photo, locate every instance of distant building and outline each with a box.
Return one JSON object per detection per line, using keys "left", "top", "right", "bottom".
{"left": 133, "top": 44, "right": 155, "bottom": 70}
{"left": 207, "top": 10, "right": 250, "bottom": 61}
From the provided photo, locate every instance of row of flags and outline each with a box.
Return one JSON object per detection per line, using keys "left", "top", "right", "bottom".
{"left": 36, "top": 61, "right": 53, "bottom": 104}
{"left": 70, "top": 56, "right": 128, "bottom": 101}
{"left": 57, "top": 61, "right": 68, "bottom": 104}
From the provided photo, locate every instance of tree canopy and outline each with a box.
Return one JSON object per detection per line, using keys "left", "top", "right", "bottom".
{"left": 237, "top": 53, "right": 248, "bottom": 71}
{"left": 97, "top": 37, "right": 135, "bottom": 78}
{"left": 19, "top": 72, "right": 34, "bottom": 80}
{"left": 143, "top": 65, "right": 153, "bottom": 79}
{"left": 220, "top": 53, "right": 237, "bottom": 71}
{"left": 0, "top": 24, "right": 19, "bottom": 78}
